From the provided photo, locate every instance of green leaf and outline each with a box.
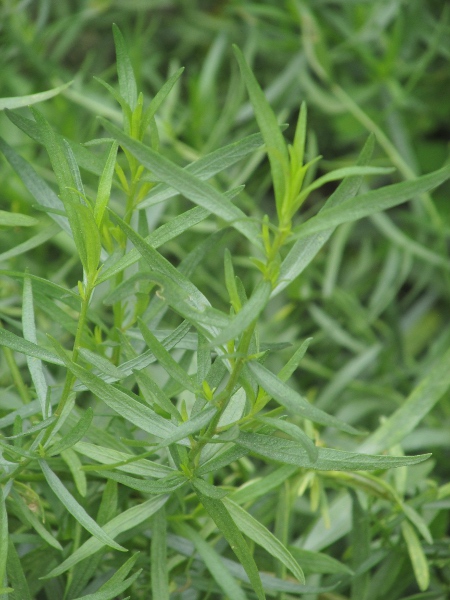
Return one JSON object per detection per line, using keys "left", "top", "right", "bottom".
{"left": 43, "top": 495, "right": 168, "bottom": 578}
{"left": 140, "top": 67, "right": 184, "bottom": 136}
{"left": 112, "top": 24, "right": 138, "bottom": 109}
{"left": 288, "top": 546, "right": 353, "bottom": 575}
{"left": 139, "top": 132, "right": 264, "bottom": 209}
{"left": 257, "top": 416, "right": 318, "bottom": 463}
{"left": 359, "top": 346, "right": 450, "bottom": 454}
{"left": 0, "top": 137, "right": 70, "bottom": 233}
{"left": 233, "top": 45, "right": 288, "bottom": 218}
{"left": 7, "top": 541, "right": 32, "bottom": 600}
{"left": 74, "top": 442, "right": 174, "bottom": 478}
{"left": 212, "top": 281, "right": 272, "bottom": 346}
{"left": 71, "top": 562, "right": 141, "bottom": 600}
{"left": 65, "top": 201, "right": 101, "bottom": 276}
{"left": 294, "top": 163, "right": 450, "bottom": 240}
{"left": 237, "top": 432, "right": 430, "bottom": 471}
{"left": 138, "top": 318, "right": 198, "bottom": 393}
{"left": 49, "top": 340, "right": 186, "bottom": 443}
{"left": 94, "top": 141, "right": 118, "bottom": 227}
{"left": 273, "top": 134, "right": 373, "bottom": 297}
{"left": 9, "top": 489, "right": 62, "bottom": 551}
{"left": 192, "top": 478, "right": 229, "bottom": 499}
{"left": 22, "top": 276, "right": 49, "bottom": 417}
{"left": 99, "top": 118, "right": 262, "bottom": 247}
{"left": 0, "top": 488, "right": 8, "bottom": 591}
{"left": 248, "top": 359, "right": 360, "bottom": 434}
{"left": 195, "top": 489, "right": 266, "bottom": 600}
{"left": 0, "top": 327, "right": 63, "bottom": 365}
{"left": 39, "top": 460, "right": 126, "bottom": 551}
{"left": 223, "top": 497, "right": 305, "bottom": 583}
{"left": 0, "top": 210, "right": 38, "bottom": 227}
{"left": 401, "top": 521, "right": 430, "bottom": 591}
{"left": 176, "top": 522, "right": 249, "bottom": 600}
{"left": 151, "top": 507, "right": 169, "bottom": 600}
{"left": 61, "top": 447, "right": 87, "bottom": 498}
{"left": 0, "top": 81, "right": 72, "bottom": 110}
{"left": 99, "top": 471, "right": 186, "bottom": 494}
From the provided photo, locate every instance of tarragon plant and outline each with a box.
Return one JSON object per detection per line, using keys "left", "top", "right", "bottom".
{"left": 0, "top": 24, "right": 449, "bottom": 600}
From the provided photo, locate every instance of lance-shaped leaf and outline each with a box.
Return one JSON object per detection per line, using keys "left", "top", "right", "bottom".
{"left": 194, "top": 488, "right": 266, "bottom": 600}
{"left": 212, "top": 281, "right": 272, "bottom": 346}
{"left": 401, "top": 521, "right": 430, "bottom": 592}
{"left": 99, "top": 118, "right": 262, "bottom": 247}
{"left": 0, "top": 327, "right": 62, "bottom": 365}
{"left": 0, "top": 81, "right": 72, "bottom": 110}
{"left": 49, "top": 339, "right": 186, "bottom": 443}
{"left": 0, "top": 488, "right": 8, "bottom": 591}
{"left": 98, "top": 471, "right": 186, "bottom": 494}
{"left": 359, "top": 345, "right": 450, "bottom": 454}
{"left": 236, "top": 432, "right": 430, "bottom": 471}
{"left": 46, "top": 408, "right": 93, "bottom": 456}
{"left": 248, "top": 360, "right": 359, "bottom": 435}
{"left": 112, "top": 24, "right": 138, "bottom": 109}
{"left": 294, "top": 163, "right": 450, "bottom": 240}
{"left": 176, "top": 522, "right": 249, "bottom": 600}
{"left": 257, "top": 416, "right": 318, "bottom": 463}
{"left": 223, "top": 498, "right": 305, "bottom": 583}
{"left": 39, "top": 460, "right": 125, "bottom": 551}
{"left": 151, "top": 507, "right": 169, "bottom": 600}
{"left": 233, "top": 45, "right": 288, "bottom": 218}
{"left": 43, "top": 495, "right": 168, "bottom": 578}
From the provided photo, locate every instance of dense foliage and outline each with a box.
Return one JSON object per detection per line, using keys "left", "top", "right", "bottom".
{"left": 0, "top": 2, "right": 449, "bottom": 599}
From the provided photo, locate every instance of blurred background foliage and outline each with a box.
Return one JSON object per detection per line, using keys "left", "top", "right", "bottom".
{"left": 1, "top": 1, "right": 450, "bottom": 598}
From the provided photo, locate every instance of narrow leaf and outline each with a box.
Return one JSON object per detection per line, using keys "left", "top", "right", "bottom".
{"left": 294, "top": 164, "right": 450, "bottom": 240}
{"left": 359, "top": 346, "right": 450, "bottom": 454}
{"left": 39, "top": 460, "right": 126, "bottom": 551}
{"left": 151, "top": 506, "right": 169, "bottom": 600}
{"left": 195, "top": 489, "right": 266, "bottom": 600}
{"left": 0, "top": 327, "right": 63, "bottom": 365}
{"left": 401, "top": 521, "right": 430, "bottom": 591}
{"left": 0, "top": 211, "right": 38, "bottom": 227}
{"left": 233, "top": 45, "right": 288, "bottom": 216}
{"left": 237, "top": 432, "right": 430, "bottom": 471}
{"left": 100, "top": 471, "right": 186, "bottom": 494}
{"left": 177, "top": 522, "right": 248, "bottom": 600}
{"left": 99, "top": 118, "right": 262, "bottom": 247}
{"left": 0, "top": 81, "right": 72, "bottom": 110}
{"left": 223, "top": 498, "right": 305, "bottom": 583}
{"left": 43, "top": 496, "right": 168, "bottom": 578}
{"left": 248, "top": 359, "right": 360, "bottom": 434}
{"left": 112, "top": 24, "right": 138, "bottom": 109}
{"left": 0, "top": 488, "right": 7, "bottom": 591}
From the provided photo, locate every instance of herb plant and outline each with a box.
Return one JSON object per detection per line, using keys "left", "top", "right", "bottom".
{"left": 1, "top": 11, "right": 450, "bottom": 600}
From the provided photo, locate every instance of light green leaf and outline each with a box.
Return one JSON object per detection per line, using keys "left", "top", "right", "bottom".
{"left": 288, "top": 546, "right": 353, "bottom": 575}
{"left": 273, "top": 135, "right": 372, "bottom": 297}
{"left": 212, "top": 281, "right": 272, "bottom": 346}
{"left": 0, "top": 488, "right": 7, "bottom": 591}
{"left": 71, "top": 555, "right": 141, "bottom": 600}
{"left": 230, "top": 465, "right": 298, "bottom": 505}
{"left": 94, "top": 141, "right": 118, "bottom": 226}
{"left": 277, "top": 338, "right": 312, "bottom": 381}
{"left": 257, "top": 416, "right": 318, "bottom": 463}
{"left": 248, "top": 360, "right": 360, "bottom": 434}
{"left": 359, "top": 346, "right": 450, "bottom": 454}
{"left": 401, "top": 521, "right": 430, "bottom": 591}
{"left": 138, "top": 318, "right": 198, "bottom": 393}
{"left": 233, "top": 45, "right": 288, "bottom": 218}
{"left": 223, "top": 497, "right": 305, "bottom": 583}
{"left": 112, "top": 24, "right": 138, "bottom": 109}
{"left": 141, "top": 67, "right": 184, "bottom": 136}
{"left": 49, "top": 340, "right": 185, "bottom": 443}
{"left": 237, "top": 432, "right": 430, "bottom": 471}
{"left": 74, "top": 442, "right": 174, "bottom": 478}
{"left": 139, "top": 132, "right": 264, "bottom": 209}
{"left": 177, "top": 522, "right": 249, "bottom": 600}
{"left": 23, "top": 276, "right": 49, "bottom": 417}
{"left": 192, "top": 478, "right": 228, "bottom": 499}
{"left": 43, "top": 495, "right": 168, "bottom": 578}
{"left": 0, "top": 81, "right": 72, "bottom": 110}
{"left": 39, "top": 460, "right": 125, "bottom": 551}
{"left": 9, "top": 489, "right": 62, "bottom": 551}
{"left": 99, "top": 472, "right": 186, "bottom": 494}
{"left": 0, "top": 210, "right": 38, "bottom": 227}
{"left": 151, "top": 507, "right": 169, "bottom": 600}
{"left": 7, "top": 541, "right": 32, "bottom": 600}
{"left": 99, "top": 119, "right": 262, "bottom": 247}
{"left": 294, "top": 163, "right": 450, "bottom": 240}
{"left": 195, "top": 489, "right": 266, "bottom": 600}
{"left": 0, "top": 327, "right": 63, "bottom": 365}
